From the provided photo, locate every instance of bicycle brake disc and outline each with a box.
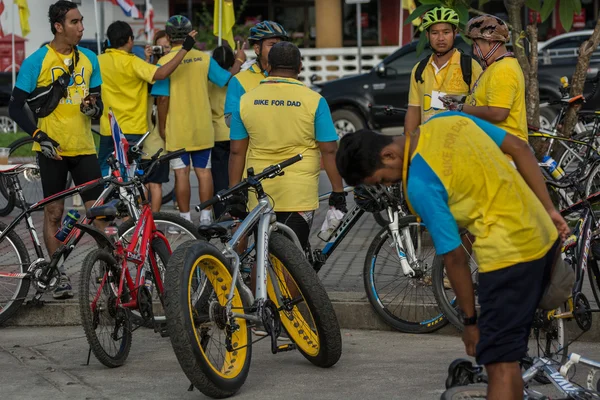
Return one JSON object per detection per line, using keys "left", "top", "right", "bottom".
{"left": 574, "top": 292, "right": 593, "bottom": 331}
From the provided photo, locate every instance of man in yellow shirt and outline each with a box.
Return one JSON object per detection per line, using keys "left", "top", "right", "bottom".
{"left": 97, "top": 21, "right": 197, "bottom": 177}
{"left": 229, "top": 42, "right": 346, "bottom": 251}
{"left": 335, "top": 113, "right": 570, "bottom": 400}
{"left": 9, "top": 0, "right": 103, "bottom": 299}
{"left": 224, "top": 20, "right": 288, "bottom": 127}
{"left": 441, "top": 15, "right": 527, "bottom": 142}
{"left": 405, "top": 7, "right": 482, "bottom": 134}
{"left": 152, "top": 15, "right": 245, "bottom": 225}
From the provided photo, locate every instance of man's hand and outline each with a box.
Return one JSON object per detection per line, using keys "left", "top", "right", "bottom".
{"left": 33, "top": 131, "right": 62, "bottom": 160}
{"left": 329, "top": 191, "right": 348, "bottom": 213}
{"left": 235, "top": 41, "right": 247, "bottom": 63}
{"left": 462, "top": 325, "right": 480, "bottom": 357}
{"left": 439, "top": 95, "right": 464, "bottom": 111}
{"left": 144, "top": 45, "right": 153, "bottom": 62}
{"left": 549, "top": 209, "right": 570, "bottom": 241}
{"left": 182, "top": 30, "right": 198, "bottom": 51}
{"left": 80, "top": 94, "right": 100, "bottom": 117}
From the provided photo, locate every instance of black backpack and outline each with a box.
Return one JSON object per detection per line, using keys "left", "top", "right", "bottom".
{"left": 414, "top": 50, "right": 473, "bottom": 88}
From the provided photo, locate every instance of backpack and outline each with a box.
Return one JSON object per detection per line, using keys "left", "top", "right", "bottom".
{"left": 414, "top": 50, "right": 473, "bottom": 88}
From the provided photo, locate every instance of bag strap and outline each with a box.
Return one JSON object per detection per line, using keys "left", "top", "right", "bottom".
{"left": 414, "top": 54, "right": 431, "bottom": 84}
{"left": 458, "top": 50, "right": 472, "bottom": 88}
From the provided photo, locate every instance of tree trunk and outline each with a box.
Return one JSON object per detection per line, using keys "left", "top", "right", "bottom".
{"left": 525, "top": 24, "right": 540, "bottom": 127}
{"left": 504, "top": 0, "right": 529, "bottom": 87}
{"left": 561, "top": 17, "right": 600, "bottom": 138}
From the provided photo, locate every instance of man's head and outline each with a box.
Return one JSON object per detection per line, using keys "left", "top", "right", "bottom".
{"left": 267, "top": 42, "right": 302, "bottom": 77}
{"left": 165, "top": 15, "right": 192, "bottom": 44}
{"left": 106, "top": 21, "right": 134, "bottom": 51}
{"left": 248, "top": 21, "right": 288, "bottom": 69}
{"left": 466, "top": 15, "right": 510, "bottom": 64}
{"left": 336, "top": 130, "right": 403, "bottom": 186}
{"left": 48, "top": 0, "right": 84, "bottom": 46}
{"left": 422, "top": 7, "right": 459, "bottom": 56}
{"left": 212, "top": 45, "right": 235, "bottom": 70}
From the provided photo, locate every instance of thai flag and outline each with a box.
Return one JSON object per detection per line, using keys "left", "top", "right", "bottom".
{"left": 111, "top": 0, "right": 141, "bottom": 19}
{"left": 108, "top": 109, "right": 130, "bottom": 174}
{"left": 144, "top": 0, "right": 154, "bottom": 42}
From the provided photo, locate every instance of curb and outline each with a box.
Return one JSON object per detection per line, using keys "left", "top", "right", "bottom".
{"left": 5, "top": 292, "right": 599, "bottom": 343}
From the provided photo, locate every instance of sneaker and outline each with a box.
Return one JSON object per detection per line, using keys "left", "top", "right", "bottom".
{"left": 443, "top": 277, "right": 453, "bottom": 290}
{"left": 200, "top": 216, "right": 213, "bottom": 226}
{"left": 251, "top": 326, "right": 268, "bottom": 337}
{"left": 53, "top": 274, "right": 74, "bottom": 299}
{"left": 167, "top": 225, "right": 181, "bottom": 235}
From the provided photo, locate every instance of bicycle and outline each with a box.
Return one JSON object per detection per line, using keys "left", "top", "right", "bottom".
{"left": 163, "top": 154, "right": 342, "bottom": 398}
{"left": 440, "top": 353, "right": 600, "bottom": 399}
{"left": 78, "top": 149, "right": 201, "bottom": 368}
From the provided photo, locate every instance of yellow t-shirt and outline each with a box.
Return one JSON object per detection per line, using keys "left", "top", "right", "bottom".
{"left": 224, "top": 63, "right": 266, "bottom": 115}
{"left": 406, "top": 112, "right": 558, "bottom": 273}
{"left": 231, "top": 77, "right": 339, "bottom": 212}
{"left": 98, "top": 49, "right": 158, "bottom": 136}
{"left": 466, "top": 57, "right": 527, "bottom": 142}
{"left": 15, "top": 45, "right": 103, "bottom": 156}
{"left": 151, "top": 47, "right": 232, "bottom": 152}
{"left": 408, "top": 50, "right": 482, "bottom": 123}
{"left": 208, "top": 82, "right": 229, "bottom": 142}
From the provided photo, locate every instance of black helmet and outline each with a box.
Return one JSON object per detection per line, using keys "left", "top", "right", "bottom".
{"left": 166, "top": 15, "right": 192, "bottom": 41}
{"left": 248, "top": 20, "right": 288, "bottom": 45}
{"left": 353, "top": 184, "right": 398, "bottom": 213}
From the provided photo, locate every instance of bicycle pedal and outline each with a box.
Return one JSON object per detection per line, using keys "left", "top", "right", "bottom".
{"left": 276, "top": 343, "right": 296, "bottom": 353}
{"left": 155, "top": 322, "right": 170, "bottom": 338}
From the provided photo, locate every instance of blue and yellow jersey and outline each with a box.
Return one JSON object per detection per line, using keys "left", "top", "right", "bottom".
{"left": 224, "top": 63, "right": 266, "bottom": 116}
{"left": 406, "top": 112, "right": 557, "bottom": 273}
{"left": 151, "top": 47, "right": 231, "bottom": 151}
{"left": 230, "top": 77, "right": 338, "bottom": 212}
{"left": 16, "top": 45, "right": 102, "bottom": 156}
{"left": 208, "top": 82, "right": 229, "bottom": 142}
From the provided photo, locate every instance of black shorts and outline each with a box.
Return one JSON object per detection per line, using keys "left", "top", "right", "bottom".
{"left": 276, "top": 211, "right": 315, "bottom": 251}
{"left": 38, "top": 152, "right": 103, "bottom": 203}
{"left": 475, "top": 239, "right": 560, "bottom": 366}
{"left": 138, "top": 159, "right": 170, "bottom": 184}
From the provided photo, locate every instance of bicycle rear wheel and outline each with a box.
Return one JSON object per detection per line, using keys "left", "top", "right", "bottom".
{"left": 440, "top": 385, "right": 488, "bottom": 399}
{"left": 589, "top": 259, "right": 600, "bottom": 307}
{"left": 0, "top": 221, "right": 31, "bottom": 325}
{"left": 0, "top": 175, "right": 15, "bottom": 216}
{"left": 165, "top": 240, "right": 251, "bottom": 399}
{"left": 364, "top": 216, "right": 447, "bottom": 333}
{"left": 79, "top": 248, "right": 133, "bottom": 368}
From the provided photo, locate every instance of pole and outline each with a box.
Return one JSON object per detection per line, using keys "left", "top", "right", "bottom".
{"left": 11, "top": 2, "right": 16, "bottom": 132}
{"left": 93, "top": 0, "right": 102, "bottom": 55}
{"left": 356, "top": 3, "right": 362, "bottom": 72}
{"left": 218, "top": 0, "right": 223, "bottom": 46}
{"left": 188, "top": 0, "right": 193, "bottom": 21}
{"left": 399, "top": 2, "right": 404, "bottom": 47}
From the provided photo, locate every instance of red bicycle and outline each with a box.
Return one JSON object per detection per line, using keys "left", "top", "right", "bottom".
{"left": 79, "top": 149, "right": 201, "bottom": 368}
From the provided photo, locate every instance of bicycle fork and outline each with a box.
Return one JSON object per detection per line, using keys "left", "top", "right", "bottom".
{"left": 387, "top": 208, "right": 416, "bottom": 277}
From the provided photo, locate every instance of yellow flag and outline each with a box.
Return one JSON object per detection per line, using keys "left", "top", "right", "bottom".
{"left": 213, "top": 0, "right": 235, "bottom": 47}
{"left": 15, "top": 0, "right": 30, "bottom": 37}
{"left": 402, "top": 0, "right": 421, "bottom": 26}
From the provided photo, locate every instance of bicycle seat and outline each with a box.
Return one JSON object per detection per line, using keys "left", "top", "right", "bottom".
{"left": 0, "top": 163, "right": 39, "bottom": 176}
{"left": 86, "top": 199, "right": 121, "bottom": 219}
{"left": 560, "top": 94, "right": 585, "bottom": 105}
{"left": 197, "top": 220, "right": 238, "bottom": 240}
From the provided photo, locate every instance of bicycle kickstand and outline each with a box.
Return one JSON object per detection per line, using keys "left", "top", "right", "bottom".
{"left": 83, "top": 346, "right": 92, "bottom": 366}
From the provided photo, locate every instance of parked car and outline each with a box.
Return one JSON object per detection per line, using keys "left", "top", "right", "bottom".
{"left": 314, "top": 36, "right": 600, "bottom": 136}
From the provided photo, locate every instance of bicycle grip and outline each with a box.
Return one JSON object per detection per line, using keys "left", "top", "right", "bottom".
{"left": 159, "top": 148, "right": 186, "bottom": 164}
{"left": 196, "top": 196, "right": 219, "bottom": 211}
{"left": 277, "top": 154, "right": 303, "bottom": 170}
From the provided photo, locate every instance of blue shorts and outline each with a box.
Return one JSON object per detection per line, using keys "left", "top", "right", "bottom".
{"left": 175, "top": 149, "right": 212, "bottom": 169}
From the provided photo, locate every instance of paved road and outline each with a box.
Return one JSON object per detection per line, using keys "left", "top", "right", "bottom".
{"left": 2, "top": 326, "right": 599, "bottom": 400}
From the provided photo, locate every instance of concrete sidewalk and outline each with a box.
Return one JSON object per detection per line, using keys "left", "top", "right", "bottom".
{"left": 2, "top": 326, "right": 600, "bottom": 400}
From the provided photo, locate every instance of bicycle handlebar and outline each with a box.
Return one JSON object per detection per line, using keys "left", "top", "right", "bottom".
{"left": 196, "top": 154, "right": 304, "bottom": 211}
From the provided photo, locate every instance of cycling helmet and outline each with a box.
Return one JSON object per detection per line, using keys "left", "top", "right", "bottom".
{"left": 465, "top": 14, "right": 510, "bottom": 43}
{"left": 248, "top": 21, "right": 289, "bottom": 45}
{"left": 165, "top": 15, "right": 192, "bottom": 41}
{"left": 421, "top": 7, "right": 460, "bottom": 31}
{"left": 353, "top": 184, "right": 397, "bottom": 213}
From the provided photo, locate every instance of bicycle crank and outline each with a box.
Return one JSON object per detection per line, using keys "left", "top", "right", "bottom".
{"left": 573, "top": 292, "right": 593, "bottom": 331}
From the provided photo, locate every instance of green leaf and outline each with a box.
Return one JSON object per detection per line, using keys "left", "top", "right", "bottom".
{"left": 416, "top": 32, "right": 428, "bottom": 56}
{"left": 417, "top": 0, "right": 442, "bottom": 4}
{"left": 540, "top": 0, "right": 557, "bottom": 22}
{"left": 455, "top": 4, "right": 469, "bottom": 25}
{"left": 572, "top": 0, "right": 582, "bottom": 14}
{"left": 525, "top": 0, "right": 542, "bottom": 12}
{"left": 559, "top": 0, "right": 574, "bottom": 32}
{"left": 404, "top": 3, "right": 435, "bottom": 26}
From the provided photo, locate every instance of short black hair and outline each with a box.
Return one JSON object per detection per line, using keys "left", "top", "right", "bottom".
{"left": 268, "top": 41, "right": 301, "bottom": 73}
{"left": 336, "top": 130, "right": 393, "bottom": 186}
{"left": 212, "top": 46, "right": 235, "bottom": 70}
{"left": 49, "top": 0, "right": 78, "bottom": 35}
{"left": 106, "top": 21, "right": 133, "bottom": 49}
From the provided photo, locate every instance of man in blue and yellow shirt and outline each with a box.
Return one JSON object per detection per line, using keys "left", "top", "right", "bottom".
{"left": 335, "top": 112, "right": 570, "bottom": 399}
{"left": 9, "top": 0, "right": 103, "bottom": 299}
{"left": 229, "top": 42, "right": 346, "bottom": 250}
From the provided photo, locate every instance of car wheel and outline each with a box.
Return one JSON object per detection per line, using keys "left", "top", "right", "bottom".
{"left": 332, "top": 109, "right": 365, "bottom": 139}
{"left": 539, "top": 106, "right": 558, "bottom": 131}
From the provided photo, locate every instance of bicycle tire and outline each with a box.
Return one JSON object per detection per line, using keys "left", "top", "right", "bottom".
{"left": 164, "top": 240, "right": 252, "bottom": 398}
{"left": 440, "top": 385, "right": 488, "bottom": 399}
{"left": 584, "top": 162, "right": 600, "bottom": 198}
{"left": 589, "top": 260, "right": 600, "bottom": 308}
{"left": 373, "top": 210, "right": 389, "bottom": 227}
{"left": 117, "top": 212, "right": 201, "bottom": 327}
{"left": 268, "top": 232, "right": 342, "bottom": 367}
{"left": 79, "top": 248, "right": 133, "bottom": 368}
{"left": 364, "top": 216, "right": 448, "bottom": 333}
{"left": 555, "top": 130, "right": 595, "bottom": 175}
{"left": 0, "top": 221, "right": 31, "bottom": 325}
{"left": 0, "top": 174, "right": 15, "bottom": 216}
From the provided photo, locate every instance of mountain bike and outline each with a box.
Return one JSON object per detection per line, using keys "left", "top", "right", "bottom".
{"left": 441, "top": 352, "right": 600, "bottom": 399}
{"left": 164, "top": 154, "right": 342, "bottom": 398}
{"left": 78, "top": 149, "right": 200, "bottom": 368}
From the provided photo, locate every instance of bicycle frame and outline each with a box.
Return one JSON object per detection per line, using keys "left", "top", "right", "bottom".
{"left": 522, "top": 356, "right": 600, "bottom": 398}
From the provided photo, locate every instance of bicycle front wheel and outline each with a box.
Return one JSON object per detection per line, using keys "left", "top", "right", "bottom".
{"left": 79, "top": 248, "right": 133, "bottom": 368}
{"left": 0, "top": 221, "right": 31, "bottom": 325}
{"left": 164, "top": 240, "right": 251, "bottom": 399}
{"left": 364, "top": 216, "right": 447, "bottom": 333}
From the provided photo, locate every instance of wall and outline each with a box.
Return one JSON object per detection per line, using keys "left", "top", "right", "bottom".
{"left": 0, "top": 0, "right": 170, "bottom": 57}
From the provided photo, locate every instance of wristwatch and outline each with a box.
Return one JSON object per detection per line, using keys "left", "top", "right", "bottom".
{"left": 459, "top": 309, "right": 477, "bottom": 326}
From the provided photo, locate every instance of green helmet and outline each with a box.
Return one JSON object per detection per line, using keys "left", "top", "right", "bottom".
{"left": 421, "top": 7, "right": 460, "bottom": 31}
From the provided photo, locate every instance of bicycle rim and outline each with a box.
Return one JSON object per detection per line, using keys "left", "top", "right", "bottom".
{"left": 188, "top": 254, "right": 249, "bottom": 380}
{"left": 0, "top": 223, "right": 30, "bottom": 325}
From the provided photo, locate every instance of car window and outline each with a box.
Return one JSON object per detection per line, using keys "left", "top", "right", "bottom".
{"left": 385, "top": 49, "right": 432, "bottom": 76}
{"left": 547, "top": 37, "right": 587, "bottom": 50}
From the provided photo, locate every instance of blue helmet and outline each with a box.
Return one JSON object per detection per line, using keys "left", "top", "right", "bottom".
{"left": 248, "top": 21, "right": 288, "bottom": 45}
